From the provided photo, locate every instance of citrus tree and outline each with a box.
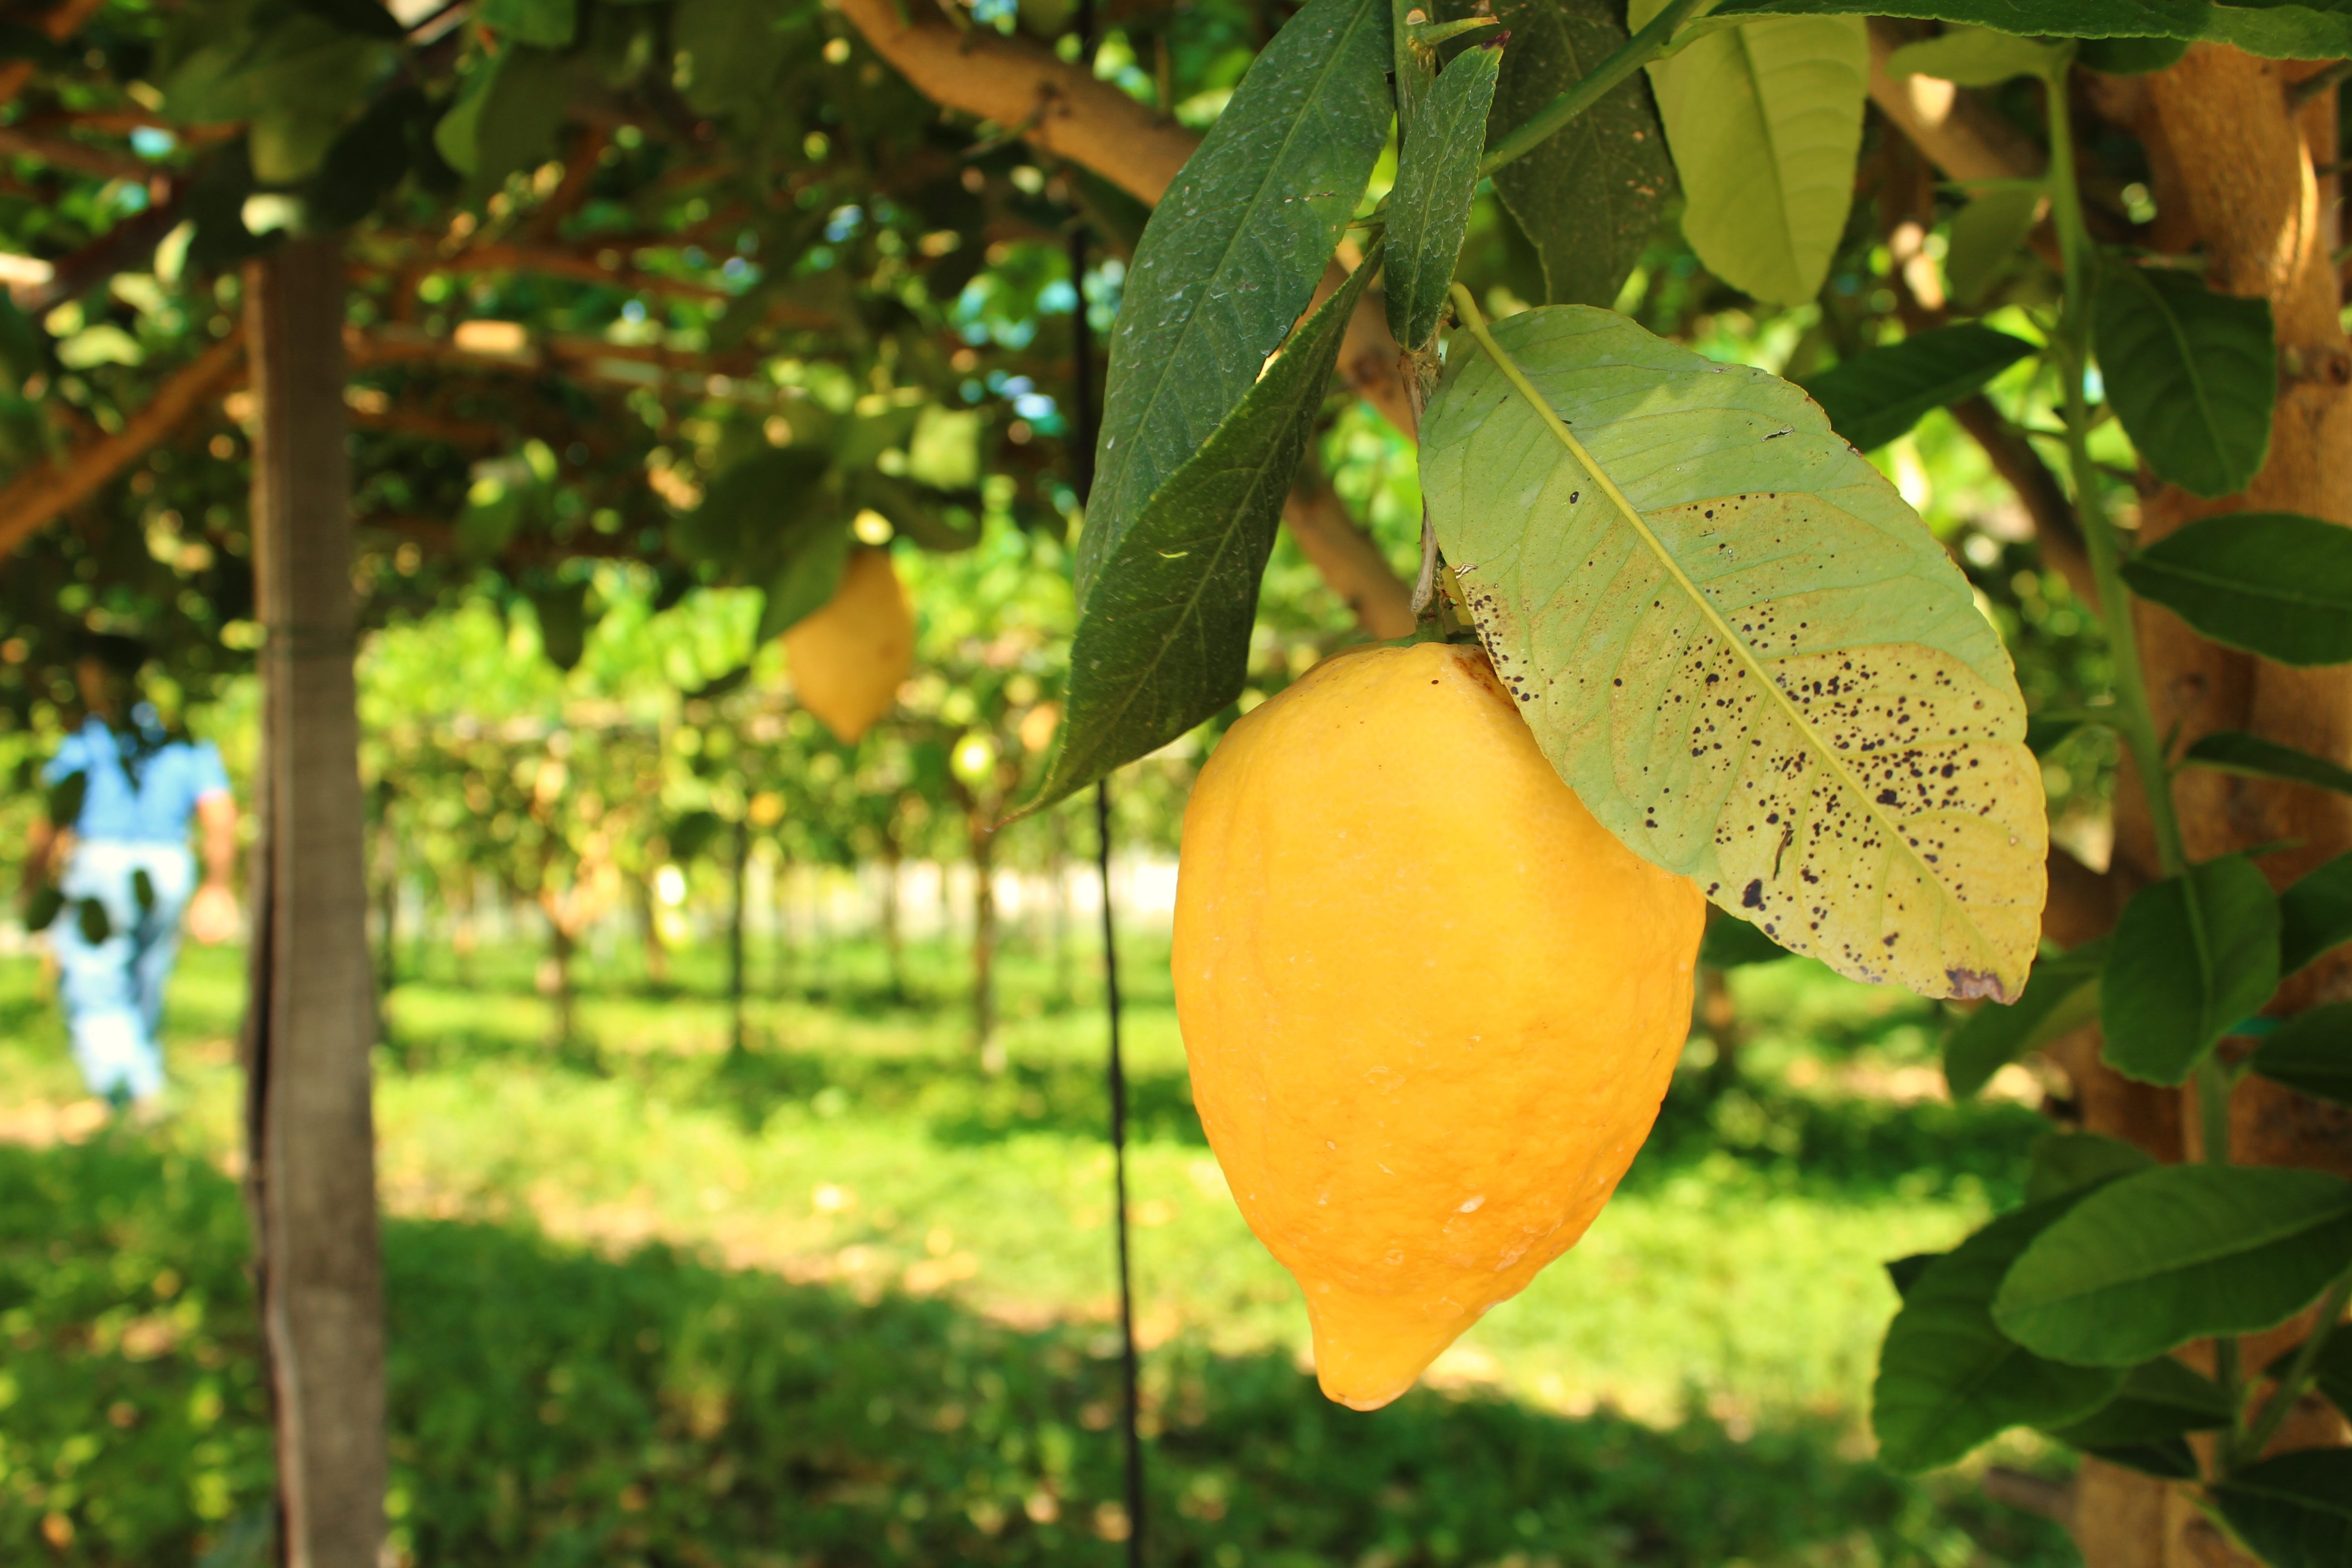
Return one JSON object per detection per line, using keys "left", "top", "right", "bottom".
{"left": 941, "top": 1, "right": 2352, "bottom": 1562}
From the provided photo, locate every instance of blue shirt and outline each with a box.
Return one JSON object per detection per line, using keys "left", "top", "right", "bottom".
{"left": 42, "top": 713, "right": 231, "bottom": 845}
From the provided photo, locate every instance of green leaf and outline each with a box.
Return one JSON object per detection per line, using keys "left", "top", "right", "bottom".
{"left": 2093, "top": 258, "right": 2276, "bottom": 500}
{"left": 1800, "top": 324, "right": 2036, "bottom": 453}
{"left": 1422, "top": 304, "right": 2047, "bottom": 1002}
{"left": 757, "top": 522, "right": 853, "bottom": 643}
{"left": 77, "top": 897, "right": 111, "bottom": 946}
{"left": 481, "top": 0, "right": 577, "bottom": 49}
{"left": 673, "top": 0, "right": 793, "bottom": 114}
{"left": 1700, "top": 909, "right": 1798, "bottom": 968}
{"left": 2266, "top": 1330, "right": 2352, "bottom": 1417}
{"left": 2025, "top": 1130, "right": 2155, "bottom": 1203}
{"left": 1027, "top": 258, "right": 1379, "bottom": 814}
{"left": 2078, "top": 35, "right": 2190, "bottom": 74}
{"left": 2043, "top": 1356, "right": 2230, "bottom": 1449}
{"left": 1700, "top": 1, "right": 2352, "bottom": 61}
{"left": 1885, "top": 25, "right": 2068, "bottom": 85}
{"left": 1945, "top": 938, "right": 2105, "bottom": 1099}
{"left": 1632, "top": 4, "right": 1867, "bottom": 306}
{"left": 1082, "top": 0, "right": 1392, "bottom": 600}
{"left": 528, "top": 580, "right": 594, "bottom": 671}
{"left": 1485, "top": 0, "right": 1675, "bottom": 309}
{"left": 2082, "top": 1440, "right": 2200, "bottom": 1480}
{"left": 2122, "top": 513, "right": 2352, "bottom": 666}
{"left": 44, "top": 769, "right": 87, "bottom": 830}
{"left": 1992, "top": 1165, "right": 2352, "bottom": 1366}
{"left": 23, "top": 884, "right": 62, "bottom": 934}
{"left": 1945, "top": 184, "right": 2044, "bottom": 309}
{"left": 2248, "top": 1003, "right": 2352, "bottom": 1107}
{"left": 2213, "top": 1450, "right": 2352, "bottom": 1568}
{"left": 2180, "top": 730, "right": 2352, "bottom": 799}
{"left": 1387, "top": 42, "right": 1503, "bottom": 351}
{"left": 131, "top": 867, "right": 156, "bottom": 915}
{"left": 2282, "top": 851, "right": 2352, "bottom": 977}
{"left": 1872, "top": 1195, "right": 2127, "bottom": 1472}
{"left": 1885, "top": 1251, "right": 1941, "bottom": 1298}
{"left": 2100, "top": 854, "right": 2279, "bottom": 1086}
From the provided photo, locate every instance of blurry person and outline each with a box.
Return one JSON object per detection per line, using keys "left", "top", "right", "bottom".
{"left": 18, "top": 633, "right": 238, "bottom": 1107}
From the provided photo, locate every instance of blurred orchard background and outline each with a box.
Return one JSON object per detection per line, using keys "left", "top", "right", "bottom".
{"left": 0, "top": 0, "right": 2117, "bottom": 1563}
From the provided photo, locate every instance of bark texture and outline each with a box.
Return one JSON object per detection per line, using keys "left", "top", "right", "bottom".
{"left": 241, "top": 237, "right": 387, "bottom": 1568}
{"left": 2067, "top": 45, "right": 2352, "bottom": 1568}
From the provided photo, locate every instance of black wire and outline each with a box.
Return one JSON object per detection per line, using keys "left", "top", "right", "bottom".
{"left": 1096, "top": 777, "right": 1143, "bottom": 1568}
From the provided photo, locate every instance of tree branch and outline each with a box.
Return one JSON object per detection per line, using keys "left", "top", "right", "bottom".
{"left": 0, "top": 0, "right": 107, "bottom": 114}
{"left": 1283, "top": 458, "right": 1415, "bottom": 639}
{"left": 0, "top": 329, "right": 246, "bottom": 561}
{"left": 838, "top": 0, "right": 1419, "bottom": 576}
{"left": 1865, "top": 20, "right": 2044, "bottom": 186}
{"left": 0, "top": 125, "right": 150, "bottom": 181}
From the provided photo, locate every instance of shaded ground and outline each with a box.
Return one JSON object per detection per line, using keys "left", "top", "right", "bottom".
{"left": 0, "top": 934, "right": 2073, "bottom": 1566}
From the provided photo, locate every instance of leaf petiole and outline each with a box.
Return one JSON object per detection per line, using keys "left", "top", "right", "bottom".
{"left": 2237, "top": 1267, "right": 2352, "bottom": 1462}
{"left": 1476, "top": 0, "right": 1713, "bottom": 180}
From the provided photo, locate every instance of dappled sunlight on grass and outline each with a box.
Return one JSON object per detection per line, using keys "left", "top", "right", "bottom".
{"left": 0, "top": 937, "right": 2075, "bottom": 1565}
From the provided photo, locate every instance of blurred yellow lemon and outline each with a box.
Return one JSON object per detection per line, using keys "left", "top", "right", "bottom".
{"left": 785, "top": 546, "right": 914, "bottom": 743}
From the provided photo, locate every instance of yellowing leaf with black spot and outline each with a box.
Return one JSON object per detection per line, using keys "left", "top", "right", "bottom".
{"left": 1422, "top": 303, "right": 2045, "bottom": 1001}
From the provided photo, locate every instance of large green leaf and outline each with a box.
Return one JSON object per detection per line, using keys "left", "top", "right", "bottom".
{"left": 1027, "top": 260, "right": 1379, "bottom": 814}
{"left": 1484, "top": 0, "right": 1675, "bottom": 309}
{"left": 1800, "top": 324, "right": 2036, "bottom": 454}
{"left": 1944, "top": 938, "right": 2105, "bottom": 1098}
{"left": 2043, "top": 1355, "right": 2231, "bottom": 1450}
{"left": 2248, "top": 1003, "right": 2352, "bottom": 1107}
{"left": 1872, "top": 1196, "right": 2126, "bottom": 1472}
{"left": 481, "top": 0, "right": 576, "bottom": 48}
{"left": 2100, "top": 854, "right": 2279, "bottom": 1086}
{"left": 2122, "top": 513, "right": 2352, "bottom": 666}
{"left": 2093, "top": 259, "right": 2276, "bottom": 500}
{"left": 1992, "top": 1165, "right": 2352, "bottom": 1365}
{"left": 2180, "top": 730, "right": 2352, "bottom": 799}
{"left": 1884, "top": 25, "right": 2068, "bottom": 85}
{"left": 1387, "top": 42, "right": 1503, "bottom": 351}
{"left": 2214, "top": 1451, "right": 2352, "bottom": 1568}
{"left": 1632, "top": 2, "right": 1866, "bottom": 307}
{"left": 1081, "top": 0, "right": 1392, "bottom": 600}
{"left": 2024, "top": 1130, "right": 2154, "bottom": 1203}
{"left": 2282, "top": 850, "right": 2352, "bottom": 977}
{"left": 1422, "top": 304, "right": 2046, "bottom": 1001}
{"left": 1945, "top": 184, "right": 2044, "bottom": 309}
{"left": 1701, "top": 0, "right": 2352, "bottom": 59}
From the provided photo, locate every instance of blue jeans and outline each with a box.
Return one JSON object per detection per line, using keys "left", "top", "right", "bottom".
{"left": 49, "top": 841, "right": 193, "bottom": 1102}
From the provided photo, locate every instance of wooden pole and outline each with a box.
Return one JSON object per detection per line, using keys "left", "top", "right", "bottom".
{"left": 240, "top": 235, "right": 387, "bottom": 1568}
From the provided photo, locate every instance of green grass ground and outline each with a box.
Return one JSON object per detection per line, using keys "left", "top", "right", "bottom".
{"left": 0, "top": 927, "right": 2073, "bottom": 1567}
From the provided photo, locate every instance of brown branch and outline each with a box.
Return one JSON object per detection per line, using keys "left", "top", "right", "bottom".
{"left": 841, "top": 0, "right": 1419, "bottom": 578}
{"left": 9, "top": 182, "right": 181, "bottom": 311}
{"left": 1866, "top": 20, "right": 2044, "bottom": 186}
{"left": 0, "top": 328, "right": 246, "bottom": 561}
{"left": 2043, "top": 844, "right": 2128, "bottom": 951}
{"left": 1982, "top": 1468, "right": 2074, "bottom": 1530}
{"left": 527, "top": 125, "right": 611, "bottom": 244}
{"left": 1283, "top": 461, "right": 1415, "bottom": 639}
{"left": 0, "top": 0, "right": 107, "bottom": 114}
{"left": 0, "top": 126, "right": 150, "bottom": 181}
{"left": 1945, "top": 395, "right": 2100, "bottom": 609}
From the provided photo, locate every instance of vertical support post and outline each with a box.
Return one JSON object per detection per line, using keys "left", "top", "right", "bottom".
{"left": 240, "top": 235, "right": 386, "bottom": 1568}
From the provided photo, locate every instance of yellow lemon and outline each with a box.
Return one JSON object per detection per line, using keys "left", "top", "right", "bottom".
{"left": 785, "top": 546, "right": 914, "bottom": 743}
{"left": 1172, "top": 641, "right": 1705, "bottom": 1410}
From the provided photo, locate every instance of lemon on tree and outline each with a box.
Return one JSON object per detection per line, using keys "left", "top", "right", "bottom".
{"left": 1173, "top": 641, "right": 1707, "bottom": 1409}
{"left": 784, "top": 545, "right": 915, "bottom": 744}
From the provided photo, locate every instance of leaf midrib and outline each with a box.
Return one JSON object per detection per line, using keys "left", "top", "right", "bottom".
{"left": 2135, "top": 555, "right": 2352, "bottom": 613}
{"left": 1458, "top": 310, "right": 2000, "bottom": 970}
{"left": 2118, "top": 266, "right": 2231, "bottom": 475}
{"left": 1099, "top": 0, "right": 1380, "bottom": 546}
{"left": 2004, "top": 1197, "right": 2352, "bottom": 1314}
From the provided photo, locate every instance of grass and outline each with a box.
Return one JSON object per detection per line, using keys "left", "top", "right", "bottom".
{"left": 0, "top": 924, "right": 2075, "bottom": 1567}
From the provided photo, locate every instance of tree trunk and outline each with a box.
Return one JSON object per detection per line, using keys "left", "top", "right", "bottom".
{"left": 971, "top": 815, "right": 996, "bottom": 1059}
{"left": 728, "top": 817, "right": 748, "bottom": 1058}
{"left": 770, "top": 848, "right": 793, "bottom": 997}
{"left": 881, "top": 841, "right": 905, "bottom": 1002}
{"left": 238, "top": 235, "right": 387, "bottom": 1568}
{"left": 2062, "top": 47, "right": 2352, "bottom": 1568}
